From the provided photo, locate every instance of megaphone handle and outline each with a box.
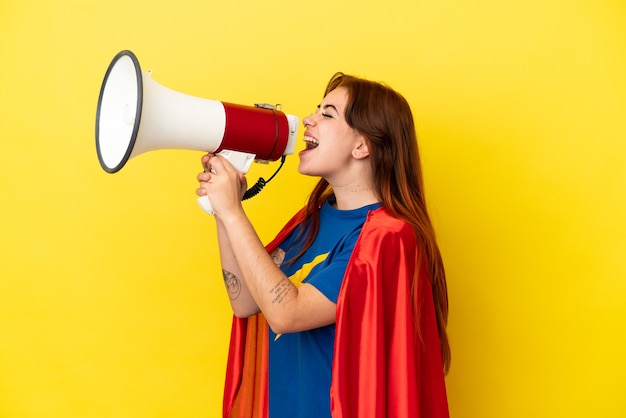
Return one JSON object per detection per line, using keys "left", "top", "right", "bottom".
{"left": 197, "top": 150, "right": 256, "bottom": 215}
{"left": 198, "top": 195, "right": 215, "bottom": 215}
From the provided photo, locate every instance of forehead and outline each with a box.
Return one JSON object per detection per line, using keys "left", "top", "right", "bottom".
{"left": 322, "top": 86, "right": 349, "bottom": 110}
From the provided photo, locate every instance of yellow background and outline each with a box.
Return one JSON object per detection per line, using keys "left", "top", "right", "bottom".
{"left": 1, "top": 0, "right": 624, "bottom": 416}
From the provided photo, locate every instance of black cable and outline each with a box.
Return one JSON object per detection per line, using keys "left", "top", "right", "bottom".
{"left": 242, "top": 155, "right": 287, "bottom": 201}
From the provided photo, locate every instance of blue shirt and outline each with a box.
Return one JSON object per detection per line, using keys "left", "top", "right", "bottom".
{"left": 268, "top": 200, "right": 380, "bottom": 418}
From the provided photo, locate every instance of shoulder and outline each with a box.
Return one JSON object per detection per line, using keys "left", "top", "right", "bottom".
{"left": 340, "top": 208, "right": 420, "bottom": 297}
{"left": 360, "top": 207, "right": 416, "bottom": 244}
{"left": 348, "top": 207, "right": 419, "bottom": 267}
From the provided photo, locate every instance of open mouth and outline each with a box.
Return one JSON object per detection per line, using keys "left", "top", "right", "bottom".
{"left": 303, "top": 136, "right": 319, "bottom": 150}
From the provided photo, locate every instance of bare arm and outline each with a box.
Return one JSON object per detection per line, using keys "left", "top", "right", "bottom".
{"left": 215, "top": 217, "right": 260, "bottom": 317}
{"left": 197, "top": 154, "right": 257, "bottom": 316}
{"left": 197, "top": 154, "right": 336, "bottom": 334}
{"left": 217, "top": 206, "right": 336, "bottom": 334}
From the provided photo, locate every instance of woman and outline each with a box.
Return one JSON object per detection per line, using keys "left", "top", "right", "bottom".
{"left": 196, "top": 73, "right": 450, "bottom": 418}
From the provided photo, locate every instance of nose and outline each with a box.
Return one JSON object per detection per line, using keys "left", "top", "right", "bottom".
{"left": 303, "top": 114, "right": 315, "bottom": 128}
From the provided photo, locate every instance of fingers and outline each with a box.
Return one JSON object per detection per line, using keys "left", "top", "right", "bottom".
{"left": 197, "top": 170, "right": 211, "bottom": 182}
{"left": 196, "top": 153, "right": 242, "bottom": 200}
{"left": 197, "top": 156, "right": 213, "bottom": 197}
{"left": 200, "top": 153, "right": 234, "bottom": 176}
{"left": 195, "top": 155, "right": 225, "bottom": 198}
{"left": 209, "top": 155, "right": 233, "bottom": 174}
{"left": 196, "top": 171, "right": 210, "bottom": 197}
{"left": 201, "top": 153, "right": 214, "bottom": 172}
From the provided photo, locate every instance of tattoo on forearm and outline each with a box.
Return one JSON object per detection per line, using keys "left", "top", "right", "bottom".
{"left": 222, "top": 269, "right": 241, "bottom": 300}
{"left": 269, "top": 278, "right": 292, "bottom": 304}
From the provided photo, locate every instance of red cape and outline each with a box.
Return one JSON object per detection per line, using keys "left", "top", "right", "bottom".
{"left": 222, "top": 207, "right": 449, "bottom": 418}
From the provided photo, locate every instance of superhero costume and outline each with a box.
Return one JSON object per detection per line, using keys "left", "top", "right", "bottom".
{"left": 222, "top": 206, "right": 449, "bottom": 418}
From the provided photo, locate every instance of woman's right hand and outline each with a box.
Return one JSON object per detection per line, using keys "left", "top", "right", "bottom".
{"left": 196, "top": 153, "right": 248, "bottom": 218}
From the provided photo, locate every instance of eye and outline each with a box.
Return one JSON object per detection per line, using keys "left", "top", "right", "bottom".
{"left": 321, "top": 112, "right": 333, "bottom": 118}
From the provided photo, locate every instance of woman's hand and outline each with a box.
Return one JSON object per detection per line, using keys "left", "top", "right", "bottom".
{"left": 196, "top": 153, "right": 248, "bottom": 218}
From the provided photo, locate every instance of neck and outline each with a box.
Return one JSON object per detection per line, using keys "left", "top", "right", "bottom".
{"left": 331, "top": 182, "right": 379, "bottom": 210}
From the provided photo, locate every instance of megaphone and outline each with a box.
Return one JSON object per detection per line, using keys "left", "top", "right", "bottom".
{"left": 95, "top": 50, "right": 299, "bottom": 214}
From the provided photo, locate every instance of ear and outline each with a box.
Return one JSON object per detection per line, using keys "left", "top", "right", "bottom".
{"left": 352, "top": 142, "right": 370, "bottom": 160}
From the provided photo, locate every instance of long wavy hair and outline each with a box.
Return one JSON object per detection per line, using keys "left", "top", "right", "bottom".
{"left": 294, "top": 72, "right": 450, "bottom": 374}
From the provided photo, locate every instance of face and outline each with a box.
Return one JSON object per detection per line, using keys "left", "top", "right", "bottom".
{"left": 298, "top": 87, "right": 366, "bottom": 182}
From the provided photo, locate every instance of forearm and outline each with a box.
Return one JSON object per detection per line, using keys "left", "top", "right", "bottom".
{"left": 215, "top": 218, "right": 260, "bottom": 317}
{"left": 218, "top": 209, "right": 301, "bottom": 332}
{"left": 199, "top": 154, "right": 334, "bottom": 332}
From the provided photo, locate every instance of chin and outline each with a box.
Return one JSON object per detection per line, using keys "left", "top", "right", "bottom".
{"left": 297, "top": 166, "right": 310, "bottom": 176}
{"left": 296, "top": 163, "right": 316, "bottom": 177}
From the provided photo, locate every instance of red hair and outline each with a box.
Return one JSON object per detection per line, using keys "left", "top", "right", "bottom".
{"left": 294, "top": 73, "right": 450, "bottom": 374}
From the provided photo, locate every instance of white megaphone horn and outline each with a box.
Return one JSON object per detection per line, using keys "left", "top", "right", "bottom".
{"left": 95, "top": 50, "right": 299, "bottom": 214}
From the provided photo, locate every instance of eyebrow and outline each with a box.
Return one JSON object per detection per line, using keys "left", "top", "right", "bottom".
{"left": 318, "top": 104, "right": 339, "bottom": 113}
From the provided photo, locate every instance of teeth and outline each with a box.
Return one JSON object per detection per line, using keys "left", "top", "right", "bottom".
{"left": 303, "top": 135, "right": 319, "bottom": 148}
